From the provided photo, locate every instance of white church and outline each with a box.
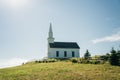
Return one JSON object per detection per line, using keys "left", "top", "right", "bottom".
{"left": 47, "top": 23, "right": 80, "bottom": 59}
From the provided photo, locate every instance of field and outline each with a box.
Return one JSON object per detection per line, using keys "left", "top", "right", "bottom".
{"left": 0, "top": 61, "right": 120, "bottom": 80}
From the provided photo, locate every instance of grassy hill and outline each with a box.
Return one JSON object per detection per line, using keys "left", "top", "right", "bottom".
{"left": 0, "top": 61, "right": 120, "bottom": 80}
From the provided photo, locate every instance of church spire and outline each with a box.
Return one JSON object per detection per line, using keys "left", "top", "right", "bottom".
{"left": 48, "top": 23, "right": 54, "bottom": 43}
{"left": 49, "top": 23, "right": 53, "bottom": 38}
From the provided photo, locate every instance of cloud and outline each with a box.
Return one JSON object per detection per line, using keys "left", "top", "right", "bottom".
{"left": 0, "top": 58, "right": 28, "bottom": 68}
{"left": 92, "top": 32, "right": 120, "bottom": 44}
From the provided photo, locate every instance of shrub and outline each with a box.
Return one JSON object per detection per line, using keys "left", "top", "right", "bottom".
{"left": 71, "top": 58, "right": 78, "bottom": 63}
{"left": 35, "top": 58, "right": 57, "bottom": 63}
{"left": 90, "top": 60, "right": 100, "bottom": 64}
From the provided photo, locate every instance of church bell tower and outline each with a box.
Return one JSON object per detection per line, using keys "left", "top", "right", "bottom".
{"left": 48, "top": 23, "right": 54, "bottom": 43}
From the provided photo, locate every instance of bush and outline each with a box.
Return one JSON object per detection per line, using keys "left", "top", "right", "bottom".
{"left": 71, "top": 58, "right": 78, "bottom": 63}
{"left": 90, "top": 60, "right": 100, "bottom": 64}
{"left": 35, "top": 58, "right": 57, "bottom": 63}
{"left": 78, "top": 58, "right": 104, "bottom": 64}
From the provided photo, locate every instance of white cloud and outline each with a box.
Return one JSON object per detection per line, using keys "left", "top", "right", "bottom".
{"left": 92, "top": 32, "right": 120, "bottom": 44}
{"left": 0, "top": 58, "right": 28, "bottom": 69}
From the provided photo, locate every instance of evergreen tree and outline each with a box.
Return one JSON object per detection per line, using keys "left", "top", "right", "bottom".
{"left": 109, "top": 47, "right": 119, "bottom": 66}
{"left": 117, "top": 50, "right": 120, "bottom": 66}
{"left": 84, "top": 49, "right": 91, "bottom": 60}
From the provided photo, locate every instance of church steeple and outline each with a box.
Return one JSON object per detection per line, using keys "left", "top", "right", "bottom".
{"left": 48, "top": 23, "right": 54, "bottom": 43}
{"left": 49, "top": 23, "right": 53, "bottom": 38}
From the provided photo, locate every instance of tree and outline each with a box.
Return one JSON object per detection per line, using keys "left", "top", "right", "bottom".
{"left": 84, "top": 49, "right": 91, "bottom": 60}
{"left": 106, "top": 53, "right": 110, "bottom": 59}
{"left": 117, "top": 50, "right": 120, "bottom": 66}
{"left": 100, "top": 53, "right": 110, "bottom": 61}
{"left": 109, "top": 47, "right": 119, "bottom": 66}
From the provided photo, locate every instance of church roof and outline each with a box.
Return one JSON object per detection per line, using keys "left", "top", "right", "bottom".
{"left": 49, "top": 42, "right": 80, "bottom": 49}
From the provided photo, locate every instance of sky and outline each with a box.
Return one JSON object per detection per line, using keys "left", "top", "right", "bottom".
{"left": 0, "top": 0, "right": 120, "bottom": 68}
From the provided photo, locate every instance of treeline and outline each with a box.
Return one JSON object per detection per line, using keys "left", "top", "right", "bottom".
{"left": 71, "top": 47, "right": 120, "bottom": 66}
{"left": 33, "top": 47, "right": 120, "bottom": 66}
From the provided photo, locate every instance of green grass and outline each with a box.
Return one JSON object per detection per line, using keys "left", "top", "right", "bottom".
{"left": 0, "top": 61, "right": 120, "bottom": 80}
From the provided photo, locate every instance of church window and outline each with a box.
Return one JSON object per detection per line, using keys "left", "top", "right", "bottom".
{"left": 72, "top": 51, "right": 75, "bottom": 57}
{"left": 64, "top": 51, "right": 67, "bottom": 57}
{"left": 56, "top": 51, "right": 59, "bottom": 57}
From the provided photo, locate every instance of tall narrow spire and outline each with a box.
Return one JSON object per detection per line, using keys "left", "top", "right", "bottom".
{"left": 48, "top": 23, "right": 54, "bottom": 43}
{"left": 49, "top": 23, "right": 53, "bottom": 38}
